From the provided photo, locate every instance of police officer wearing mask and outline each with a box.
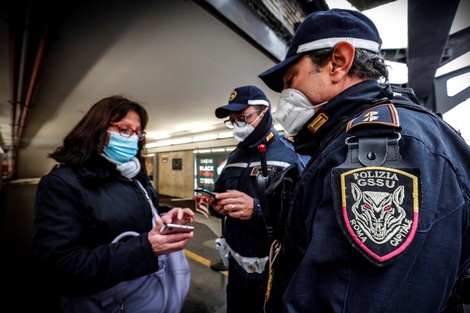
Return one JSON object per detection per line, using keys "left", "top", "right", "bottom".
{"left": 259, "top": 8, "right": 470, "bottom": 313}
{"left": 206, "top": 85, "right": 305, "bottom": 313}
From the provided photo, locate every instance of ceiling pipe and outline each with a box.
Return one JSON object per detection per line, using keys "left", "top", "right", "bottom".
{"left": 6, "top": 1, "right": 31, "bottom": 179}
{"left": 8, "top": 0, "right": 56, "bottom": 179}
{"left": 16, "top": 19, "right": 51, "bottom": 147}
{"left": 8, "top": 17, "right": 20, "bottom": 153}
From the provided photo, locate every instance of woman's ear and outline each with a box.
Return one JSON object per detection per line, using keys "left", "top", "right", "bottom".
{"left": 329, "top": 42, "right": 355, "bottom": 82}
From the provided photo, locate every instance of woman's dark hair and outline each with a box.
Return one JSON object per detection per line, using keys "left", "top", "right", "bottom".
{"left": 307, "top": 46, "right": 389, "bottom": 82}
{"left": 49, "top": 95, "right": 149, "bottom": 165}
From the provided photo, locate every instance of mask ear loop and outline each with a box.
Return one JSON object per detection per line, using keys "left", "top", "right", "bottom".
{"left": 260, "top": 107, "right": 268, "bottom": 117}
{"left": 249, "top": 109, "right": 265, "bottom": 127}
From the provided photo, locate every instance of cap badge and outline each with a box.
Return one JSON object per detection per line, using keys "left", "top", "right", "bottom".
{"left": 229, "top": 91, "right": 237, "bottom": 102}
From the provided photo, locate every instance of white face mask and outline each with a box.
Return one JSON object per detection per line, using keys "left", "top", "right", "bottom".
{"left": 273, "top": 89, "right": 324, "bottom": 136}
{"left": 232, "top": 111, "right": 263, "bottom": 142}
{"left": 232, "top": 124, "right": 255, "bottom": 142}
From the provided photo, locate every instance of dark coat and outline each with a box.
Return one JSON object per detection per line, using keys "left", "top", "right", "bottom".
{"left": 212, "top": 127, "right": 305, "bottom": 275}
{"left": 285, "top": 80, "right": 470, "bottom": 313}
{"left": 32, "top": 155, "right": 164, "bottom": 297}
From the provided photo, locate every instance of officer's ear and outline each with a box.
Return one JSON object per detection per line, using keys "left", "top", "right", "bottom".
{"left": 329, "top": 42, "right": 355, "bottom": 83}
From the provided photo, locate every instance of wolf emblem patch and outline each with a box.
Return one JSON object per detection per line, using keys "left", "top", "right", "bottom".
{"left": 338, "top": 166, "right": 419, "bottom": 266}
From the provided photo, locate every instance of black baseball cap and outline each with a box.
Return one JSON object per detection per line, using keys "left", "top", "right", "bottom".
{"left": 259, "top": 9, "right": 382, "bottom": 92}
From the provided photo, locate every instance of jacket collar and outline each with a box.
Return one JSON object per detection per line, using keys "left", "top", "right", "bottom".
{"left": 293, "top": 80, "right": 388, "bottom": 155}
{"left": 237, "top": 128, "right": 280, "bottom": 153}
{"left": 70, "top": 154, "right": 146, "bottom": 186}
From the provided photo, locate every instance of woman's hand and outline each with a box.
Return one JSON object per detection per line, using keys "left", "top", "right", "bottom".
{"left": 148, "top": 208, "right": 194, "bottom": 256}
{"left": 160, "top": 207, "right": 195, "bottom": 225}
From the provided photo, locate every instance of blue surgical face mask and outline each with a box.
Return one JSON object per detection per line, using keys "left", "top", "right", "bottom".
{"left": 103, "top": 131, "right": 139, "bottom": 163}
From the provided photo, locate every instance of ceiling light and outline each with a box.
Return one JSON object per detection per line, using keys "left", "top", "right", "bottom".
{"left": 171, "top": 137, "right": 193, "bottom": 145}
{"left": 218, "top": 132, "right": 233, "bottom": 139}
{"left": 193, "top": 149, "right": 212, "bottom": 153}
{"left": 193, "top": 133, "right": 218, "bottom": 142}
{"left": 146, "top": 132, "right": 170, "bottom": 140}
{"left": 146, "top": 140, "right": 172, "bottom": 148}
{"left": 211, "top": 148, "right": 226, "bottom": 152}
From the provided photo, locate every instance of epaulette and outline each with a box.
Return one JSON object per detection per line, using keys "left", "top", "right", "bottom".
{"left": 265, "top": 131, "right": 274, "bottom": 142}
{"left": 346, "top": 103, "right": 400, "bottom": 134}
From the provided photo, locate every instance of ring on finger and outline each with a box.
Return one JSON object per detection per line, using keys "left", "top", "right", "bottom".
{"left": 231, "top": 204, "right": 235, "bottom": 209}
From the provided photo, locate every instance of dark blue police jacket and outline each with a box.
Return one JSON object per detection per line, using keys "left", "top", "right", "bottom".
{"left": 211, "top": 126, "right": 305, "bottom": 277}
{"left": 285, "top": 80, "right": 470, "bottom": 312}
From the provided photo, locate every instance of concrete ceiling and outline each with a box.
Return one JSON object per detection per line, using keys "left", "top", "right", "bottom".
{"left": 1, "top": 0, "right": 468, "bottom": 178}
{"left": 0, "top": 0, "right": 285, "bottom": 152}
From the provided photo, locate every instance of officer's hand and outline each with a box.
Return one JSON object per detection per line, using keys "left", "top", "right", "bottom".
{"left": 216, "top": 189, "right": 254, "bottom": 220}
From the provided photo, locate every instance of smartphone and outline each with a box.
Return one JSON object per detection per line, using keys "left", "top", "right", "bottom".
{"left": 194, "top": 188, "right": 217, "bottom": 198}
{"left": 160, "top": 223, "right": 194, "bottom": 234}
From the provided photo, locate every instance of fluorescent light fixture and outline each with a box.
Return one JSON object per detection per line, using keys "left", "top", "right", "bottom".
{"left": 146, "top": 132, "right": 170, "bottom": 140}
{"left": 180, "top": 123, "right": 217, "bottom": 134}
{"left": 152, "top": 140, "right": 172, "bottom": 147}
{"left": 192, "top": 133, "right": 218, "bottom": 142}
{"left": 146, "top": 129, "right": 236, "bottom": 148}
{"left": 211, "top": 148, "right": 226, "bottom": 152}
{"left": 188, "top": 125, "right": 218, "bottom": 133}
{"left": 218, "top": 131, "right": 233, "bottom": 139}
{"left": 193, "top": 149, "right": 212, "bottom": 153}
{"left": 171, "top": 137, "right": 193, "bottom": 145}
{"left": 193, "top": 147, "right": 236, "bottom": 153}
{"left": 145, "top": 143, "right": 157, "bottom": 148}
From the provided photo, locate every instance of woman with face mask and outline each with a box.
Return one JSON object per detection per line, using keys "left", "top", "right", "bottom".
{"left": 204, "top": 85, "right": 306, "bottom": 313}
{"left": 32, "top": 95, "right": 195, "bottom": 312}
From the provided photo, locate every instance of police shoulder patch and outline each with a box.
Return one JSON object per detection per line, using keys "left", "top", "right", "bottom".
{"left": 336, "top": 166, "right": 419, "bottom": 266}
{"left": 346, "top": 103, "right": 400, "bottom": 133}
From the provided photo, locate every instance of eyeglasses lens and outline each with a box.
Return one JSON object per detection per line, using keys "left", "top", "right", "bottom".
{"left": 113, "top": 124, "right": 145, "bottom": 141}
{"left": 224, "top": 109, "right": 260, "bottom": 129}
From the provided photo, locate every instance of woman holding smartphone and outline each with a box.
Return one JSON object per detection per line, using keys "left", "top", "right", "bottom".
{"left": 32, "top": 95, "right": 194, "bottom": 313}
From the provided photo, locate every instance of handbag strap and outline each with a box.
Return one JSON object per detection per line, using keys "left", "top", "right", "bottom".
{"left": 135, "top": 179, "right": 159, "bottom": 228}
{"left": 112, "top": 180, "right": 158, "bottom": 242}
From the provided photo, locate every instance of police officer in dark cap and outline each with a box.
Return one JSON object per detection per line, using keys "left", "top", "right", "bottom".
{"left": 259, "top": 8, "right": 470, "bottom": 313}
{"left": 205, "top": 85, "right": 305, "bottom": 313}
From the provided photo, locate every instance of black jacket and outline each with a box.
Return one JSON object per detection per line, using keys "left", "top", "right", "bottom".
{"left": 211, "top": 124, "right": 305, "bottom": 276}
{"left": 32, "top": 155, "right": 166, "bottom": 297}
{"left": 285, "top": 81, "right": 470, "bottom": 312}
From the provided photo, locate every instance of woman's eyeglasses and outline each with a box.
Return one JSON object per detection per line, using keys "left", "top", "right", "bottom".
{"left": 110, "top": 123, "right": 146, "bottom": 141}
{"left": 224, "top": 109, "right": 260, "bottom": 129}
